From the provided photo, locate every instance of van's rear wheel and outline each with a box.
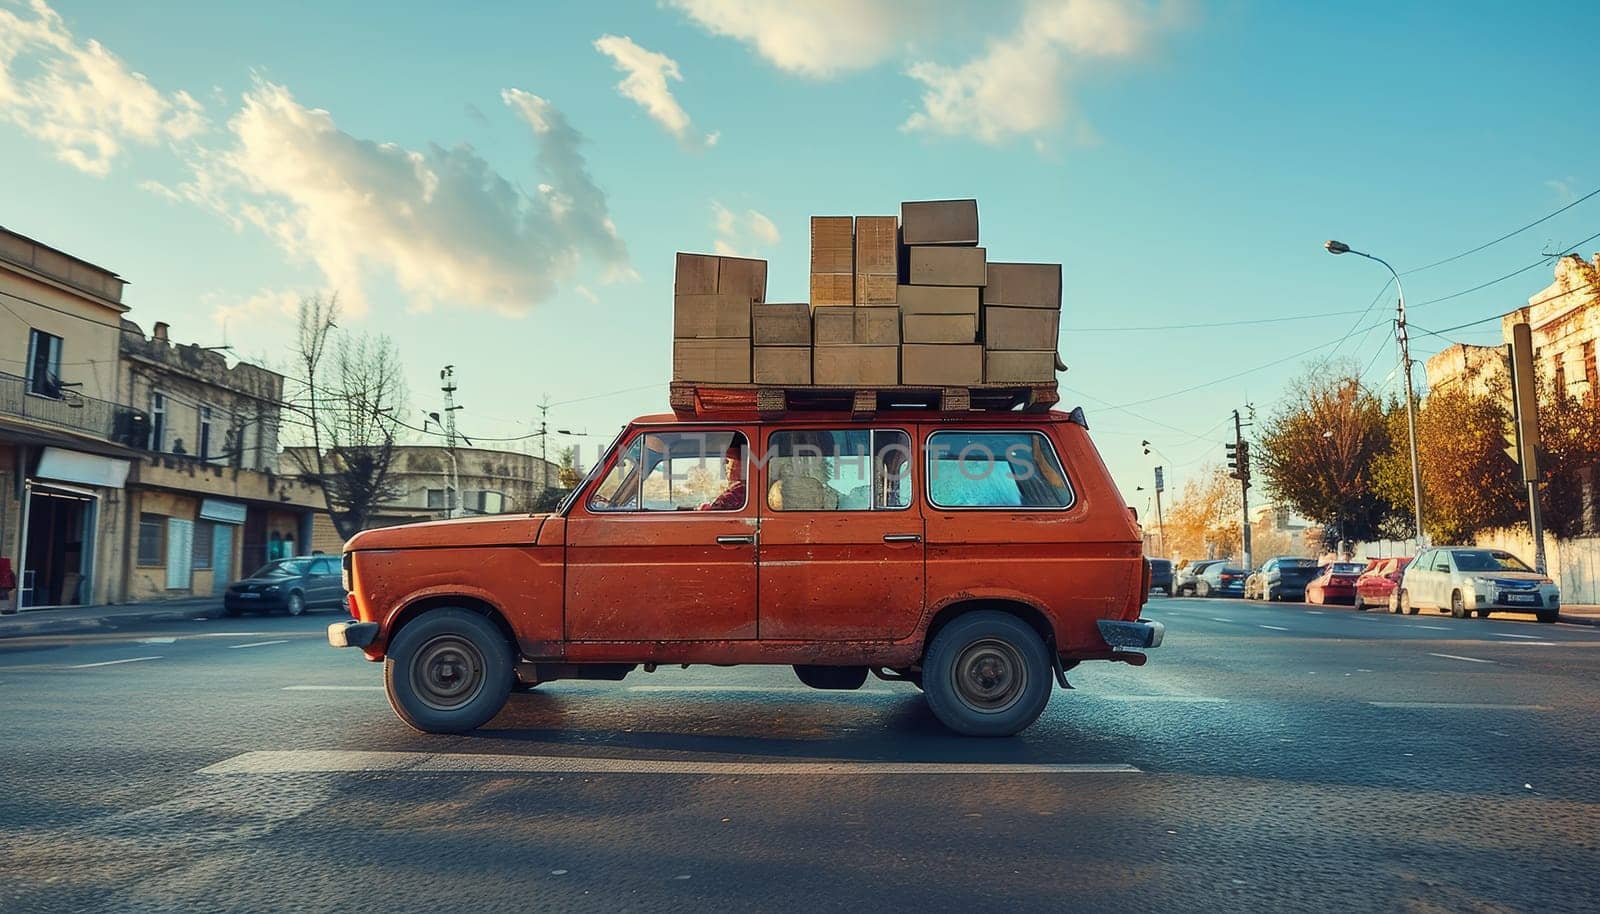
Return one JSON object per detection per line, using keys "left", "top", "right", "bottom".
{"left": 385, "top": 608, "right": 513, "bottom": 734}
{"left": 923, "top": 611, "right": 1052, "bottom": 737}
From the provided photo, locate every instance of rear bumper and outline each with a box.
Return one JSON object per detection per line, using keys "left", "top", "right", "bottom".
{"left": 328, "top": 620, "right": 380, "bottom": 649}
{"left": 225, "top": 592, "right": 288, "bottom": 610}
{"left": 1098, "top": 618, "right": 1165, "bottom": 650}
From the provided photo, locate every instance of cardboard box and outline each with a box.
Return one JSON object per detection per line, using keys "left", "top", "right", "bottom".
{"left": 674, "top": 292, "right": 752, "bottom": 339}
{"left": 810, "top": 272, "right": 854, "bottom": 307}
{"left": 718, "top": 255, "right": 767, "bottom": 302}
{"left": 908, "top": 246, "right": 987, "bottom": 286}
{"left": 814, "top": 345, "right": 898, "bottom": 386}
{"left": 753, "top": 303, "right": 811, "bottom": 345}
{"left": 675, "top": 252, "right": 719, "bottom": 294}
{"left": 984, "top": 262, "right": 1061, "bottom": 309}
{"left": 983, "top": 306, "right": 1060, "bottom": 350}
{"left": 901, "top": 344, "right": 982, "bottom": 386}
{"left": 985, "top": 350, "right": 1057, "bottom": 383}
{"left": 673, "top": 339, "right": 751, "bottom": 384}
{"left": 810, "top": 216, "right": 854, "bottom": 274}
{"left": 813, "top": 308, "right": 855, "bottom": 345}
{"left": 854, "top": 272, "right": 898, "bottom": 306}
{"left": 903, "top": 313, "right": 978, "bottom": 344}
{"left": 898, "top": 284, "right": 980, "bottom": 315}
{"left": 854, "top": 307, "right": 900, "bottom": 345}
{"left": 900, "top": 199, "right": 979, "bottom": 246}
{"left": 753, "top": 346, "right": 812, "bottom": 385}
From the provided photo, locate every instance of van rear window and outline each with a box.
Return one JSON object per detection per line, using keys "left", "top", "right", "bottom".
{"left": 926, "top": 431, "right": 1073, "bottom": 510}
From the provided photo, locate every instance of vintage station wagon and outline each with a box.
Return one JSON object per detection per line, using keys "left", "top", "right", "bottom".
{"left": 329, "top": 406, "right": 1162, "bottom": 736}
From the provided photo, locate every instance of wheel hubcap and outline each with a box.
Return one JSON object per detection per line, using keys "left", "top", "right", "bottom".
{"left": 952, "top": 639, "right": 1027, "bottom": 714}
{"left": 411, "top": 635, "right": 486, "bottom": 711}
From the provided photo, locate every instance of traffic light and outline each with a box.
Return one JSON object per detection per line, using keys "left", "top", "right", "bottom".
{"left": 1226, "top": 442, "right": 1239, "bottom": 478}
{"left": 1238, "top": 441, "right": 1251, "bottom": 486}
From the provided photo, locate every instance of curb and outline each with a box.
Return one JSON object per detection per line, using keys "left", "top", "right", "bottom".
{"left": 1558, "top": 612, "right": 1600, "bottom": 627}
{"left": 0, "top": 604, "right": 228, "bottom": 640}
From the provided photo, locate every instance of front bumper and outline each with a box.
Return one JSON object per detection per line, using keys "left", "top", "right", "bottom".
{"left": 328, "top": 620, "right": 380, "bottom": 649}
{"left": 225, "top": 591, "right": 288, "bottom": 610}
{"left": 1467, "top": 590, "right": 1560, "bottom": 610}
{"left": 1098, "top": 618, "right": 1165, "bottom": 650}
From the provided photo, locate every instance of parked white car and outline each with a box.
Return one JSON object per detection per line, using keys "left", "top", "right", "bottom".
{"left": 1397, "top": 547, "right": 1560, "bottom": 622}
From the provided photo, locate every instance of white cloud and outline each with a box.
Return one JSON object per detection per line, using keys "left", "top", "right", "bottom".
{"left": 594, "top": 34, "right": 716, "bottom": 149}
{"left": 711, "top": 201, "right": 781, "bottom": 256}
{"left": 206, "top": 287, "right": 302, "bottom": 333}
{"left": 903, "top": 0, "right": 1174, "bottom": 144}
{"left": 666, "top": 0, "right": 913, "bottom": 78}
{"left": 159, "top": 81, "right": 630, "bottom": 316}
{"left": 0, "top": 0, "right": 205, "bottom": 176}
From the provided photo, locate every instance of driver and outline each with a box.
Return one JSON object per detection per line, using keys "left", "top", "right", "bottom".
{"left": 698, "top": 439, "right": 747, "bottom": 511}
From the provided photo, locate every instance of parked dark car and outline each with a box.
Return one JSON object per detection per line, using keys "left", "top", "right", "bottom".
{"left": 1147, "top": 558, "right": 1174, "bottom": 596}
{"left": 1196, "top": 564, "right": 1247, "bottom": 598}
{"left": 1174, "top": 559, "right": 1226, "bottom": 596}
{"left": 223, "top": 556, "right": 346, "bottom": 616}
{"left": 1244, "top": 556, "right": 1319, "bottom": 602}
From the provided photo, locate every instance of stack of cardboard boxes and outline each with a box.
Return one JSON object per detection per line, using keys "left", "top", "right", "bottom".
{"left": 809, "top": 216, "right": 900, "bottom": 385}
{"left": 671, "top": 252, "right": 767, "bottom": 384}
{"left": 671, "top": 197, "right": 1062, "bottom": 390}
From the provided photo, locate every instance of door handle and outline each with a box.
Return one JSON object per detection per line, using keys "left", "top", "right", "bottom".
{"left": 882, "top": 534, "right": 922, "bottom": 544}
{"left": 716, "top": 534, "right": 756, "bottom": 546}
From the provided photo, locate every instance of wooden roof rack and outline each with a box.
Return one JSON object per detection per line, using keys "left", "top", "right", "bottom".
{"left": 668, "top": 382, "right": 1059, "bottom": 420}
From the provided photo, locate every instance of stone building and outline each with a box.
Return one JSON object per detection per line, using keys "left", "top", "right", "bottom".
{"left": 118, "top": 321, "right": 324, "bottom": 602}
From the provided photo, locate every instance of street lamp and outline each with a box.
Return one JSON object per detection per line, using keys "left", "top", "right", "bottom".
{"left": 1324, "top": 239, "right": 1425, "bottom": 546}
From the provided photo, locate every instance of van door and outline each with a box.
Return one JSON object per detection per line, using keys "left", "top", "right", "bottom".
{"left": 566, "top": 427, "right": 759, "bottom": 641}
{"left": 756, "top": 427, "right": 923, "bottom": 641}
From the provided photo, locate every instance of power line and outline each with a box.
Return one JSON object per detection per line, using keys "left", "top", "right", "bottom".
{"left": 1403, "top": 185, "right": 1600, "bottom": 275}
{"left": 1409, "top": 276, "right": 1599, "bottom": 339}
{"left": 1412, "top": 229, "right": 1600, "bottom": 309}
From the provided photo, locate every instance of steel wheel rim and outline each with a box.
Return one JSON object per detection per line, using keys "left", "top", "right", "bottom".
{"left": 411, "top": 634, "right": 486, "bottom": 712}
{"left": 288, "top": 594, "right": 304, "bottom": 615}
{"left": 952, "top": 638, "right": 1027, "bottom": 714}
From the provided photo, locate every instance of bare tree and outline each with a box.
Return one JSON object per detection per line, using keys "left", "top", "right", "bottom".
{"left": 283, "top": 295, "right": 409, "bottom": 539}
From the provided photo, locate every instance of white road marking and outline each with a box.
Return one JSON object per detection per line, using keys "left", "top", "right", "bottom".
{"left": 1427, "top": 652, "right": 1496, "bottom": 664}
{"left": 1305, "top": 611, "right": 1325, "bottom": 615}
{"left": 1210, "top": 617, "right": 1234, "bottom": 623}
{"left": 1493, "top": 633, "right": 1541, "bottom": 640}
{"left": 1502, "top": 641, "right": 1558, "bottom": 647}
{"left": 137, "top": 637, "right": 177, "bottom": 644}
{"left": 197, "top": 632, "right": 270, "bottom": 638}
{"left": 70, "top": 656, "right": 161, "bottom": 669}
{"left": 1368, "top": 701, "right": 1549, "bottom": 710}
{"left": 229, "top": 640, "right": 290, "bottom": 650}
{"left": 281, "top": 685, "right": 384, "bottom": 691}
{"left": 1410, "top": 625, "right": 1450, "bottom": 631}
{"left": 628, "top": 685, "right": 894, "bottom": 695}
{"left": 198, "top": 750, "right": 1142, "bottom": 776}
{"left": 1092, "top": 694, "right": 1228, "bottom": 704}
{"left": 1258, "top": 624, "right": 1290, "bottom": 631}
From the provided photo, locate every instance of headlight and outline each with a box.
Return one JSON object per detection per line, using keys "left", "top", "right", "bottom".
{"left": 264, "top": 584, "right": 280, "bottom": 593}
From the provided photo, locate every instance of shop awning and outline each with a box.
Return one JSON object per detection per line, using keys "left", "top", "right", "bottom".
{"left": 199, "top": 498, "right": 248, "bottom": 525}
{"left": 35, "top": 447, "right": 130, "bottom": 489}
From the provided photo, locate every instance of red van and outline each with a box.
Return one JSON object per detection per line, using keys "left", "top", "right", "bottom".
{"left": 329, "top": 406, "right": 1162, "bottom": 736}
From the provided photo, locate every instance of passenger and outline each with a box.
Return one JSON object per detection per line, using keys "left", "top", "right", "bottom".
{"left": 698, "top": 440, "right": 747, "bottom": 510}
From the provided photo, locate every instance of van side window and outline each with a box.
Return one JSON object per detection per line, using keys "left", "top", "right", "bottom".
{"left": 588, "top": 431, "right": 748, "bottom": 512}
{"left": 926, "top": 430, "right": 1073, "bottom": 509}
{"left": 765, "top": 429, "right": 911, "bottom": 512}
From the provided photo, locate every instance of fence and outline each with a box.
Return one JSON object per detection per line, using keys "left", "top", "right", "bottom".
{"left": 0, "top": 370, "right": 119, "bottom": 439}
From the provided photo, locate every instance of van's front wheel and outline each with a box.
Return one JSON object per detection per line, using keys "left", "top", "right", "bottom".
{"left": 923, "top": 611, "right": 1052, "bottom": 737}
{"left": 385, "top": 609, "right": 513, "bottom": 734}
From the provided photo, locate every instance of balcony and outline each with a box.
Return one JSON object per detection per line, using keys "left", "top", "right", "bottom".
{"left": 0, "top": 369, "right": 126, "bottom": 441}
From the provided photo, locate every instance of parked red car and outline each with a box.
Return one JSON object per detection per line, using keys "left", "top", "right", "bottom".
{"left": 1355, "top": 557, "right": 1413, "bottom": 612}
{"left": 1305, "top": 562, "right": 1366, "bottom": 605}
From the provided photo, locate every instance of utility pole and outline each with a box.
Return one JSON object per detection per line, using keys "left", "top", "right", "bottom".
{"left": 1153, "top": 466, "right": 1167, "bottom": 558}
{"left": 537, "top": 395, "right": 551, "bottom": 493}
{"left": 1507, "top": 323, "right": 1547, "bottom": 574}
{"left": 440, "top": 365, "right": 462, "bottom": 518}
{"left": 1226, "top": 408, "right": 1253, "bottom": 569}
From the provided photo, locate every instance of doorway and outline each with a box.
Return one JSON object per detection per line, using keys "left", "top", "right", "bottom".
{"left": 22, "top": 485, "right": 96, "bottom": 607}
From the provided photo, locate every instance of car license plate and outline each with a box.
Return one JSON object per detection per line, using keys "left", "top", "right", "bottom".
{"left": 1506, "top": 594, "right": 1535, "bottom": 604}
{"left": 237, "top": 592, "right": 260, "bottom": 600}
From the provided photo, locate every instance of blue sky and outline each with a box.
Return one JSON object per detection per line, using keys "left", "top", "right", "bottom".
{"left": 2, "top": 0, "right": 1595, "bottom": 507}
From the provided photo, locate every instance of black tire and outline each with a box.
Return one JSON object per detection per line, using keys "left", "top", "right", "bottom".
{"left": 1165, "top": 585, "right": 1175, "bottom": 597}
{"left": 1450, "top": 591, "right": 1467, "bottom": 619}
{"left": 1197, "top": 581, "right": 1211, "bottom": 598}
{"left": 285, "top": 591, "right": 306, "bottom": 617}
{"left": 384, "top": 608, "right": 514, "bottom": 734}
{"left": 1475, "top": 608, "right": 1491, "bottom": 619}
{"left": 923, "top": 611, "right": 1052, "bottom": 737}
{"left": 1389, "top": 593, "right": 1401, "bottom": 614}
{"left": 1536, "top": 610, "right": 1557, "bottom": 624}
{"left": 793, "top": 665, "right": 869, "bottom": 690}
{"left": 1399, "top": 590, "right": 1413, "bottom": 615}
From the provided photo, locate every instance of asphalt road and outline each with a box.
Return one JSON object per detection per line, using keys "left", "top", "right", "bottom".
{"left": 2, "top": 596, "right": 1597, "bottom": 913}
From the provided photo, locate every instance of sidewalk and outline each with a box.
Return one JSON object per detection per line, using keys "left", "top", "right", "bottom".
{"left": 0, "top": 598, "right": 227, "bottom": 640}
{"left": 1559, "top": 605, "right": 1600, "bottom": 626}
